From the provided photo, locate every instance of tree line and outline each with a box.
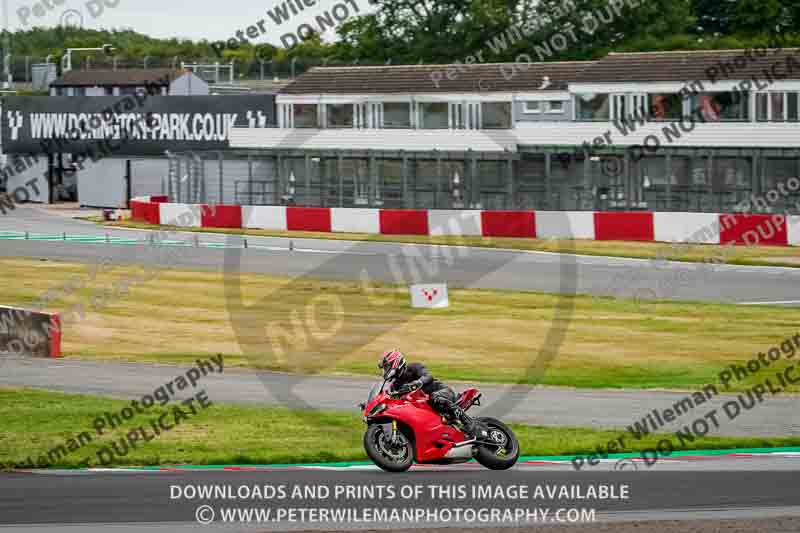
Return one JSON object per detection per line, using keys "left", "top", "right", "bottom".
{"left": 4, "top": 0, "right": 799, "bottom": 73}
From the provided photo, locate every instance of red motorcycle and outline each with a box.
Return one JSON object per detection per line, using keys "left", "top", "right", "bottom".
{"left": 360, "top": 380, "right": 520, "bottom": 472}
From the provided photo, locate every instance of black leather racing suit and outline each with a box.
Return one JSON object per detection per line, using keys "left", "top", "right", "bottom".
{"left": 391, "top": 362, "right": 476, "bottom": 434}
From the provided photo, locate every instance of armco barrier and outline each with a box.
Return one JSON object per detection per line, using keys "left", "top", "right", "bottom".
{"left": 331, "top": 208, "right": 380, "bottom": 234}
{"left": 719, "top": 213, "right": 788, "bottom": 246}
{"left": 653, "top": 212, "right": 720, "bottom": 244}
{"left": 428, "top": 210, "right": 483, "bottom": 237}
{"left": 132, "top": 200, "right": 160, "bottom": 225}
{"left": 201, "top": 205, "right": 243, "bottom": 229}
{"left": 594, "top": 212, "right": 654, "bottom": 242}
{"left": 380, "top": 209, "right": 428, "bottom": 235}
{"left": 789, "top": 216, "right": 800, "bottom": 246}
{"left": 160, "top": 203, "right": 202, "bottom": 228}
{"left": 535, "top": 211, "right": 595, "bottom": 239}
{"left": 130, "top": 199, "right": 148, "bottom": 221}
{"left": 480, "top": 211, "right": 535, "bottom": 238}
{"left": 128, "top": 197, "right": 800, "bottom": 248}
{"left": 242, "top": 205, "right": 288, "bottom": 231}
{"left": 287, "top": 207, "right": 332, "bottom": 232}
{"left": 0, "top": 306, "right": 62, "bottom": 358}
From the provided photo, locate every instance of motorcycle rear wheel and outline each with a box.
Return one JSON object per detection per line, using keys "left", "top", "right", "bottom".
{"left": 364, "top": 424, "right": 413, "bottom": 472}
{"left": 474, "top": 417, "right": 520, "bottom": 470}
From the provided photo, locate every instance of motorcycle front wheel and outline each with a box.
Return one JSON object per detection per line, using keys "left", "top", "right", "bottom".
{"left": 474, "top": 417, "right": 520, "bottom": 470}
{"left": 364, "top": 424, "right": 413, "bottom": 472}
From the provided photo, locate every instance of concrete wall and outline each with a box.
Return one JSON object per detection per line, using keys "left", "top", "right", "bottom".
{"left": 77, "top": 157, "right": 167, "bottom": 208}
{"left": 170, "top": 73, "right": 210, "bottom": 96}
{"left": 3, "top": 155, "right": 50, "bottom": 204}
{"left": 75, "top": 155, "right": 278, "bottom": 208}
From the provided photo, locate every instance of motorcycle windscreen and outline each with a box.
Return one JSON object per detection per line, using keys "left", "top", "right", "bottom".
{"left": 366, "top": 382, "right": 385, "bottom": 404}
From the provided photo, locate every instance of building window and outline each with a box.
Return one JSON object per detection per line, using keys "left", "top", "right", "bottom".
{"left": 103, "top": 87, "right": 114, "bottom": 96}
{"left": 648, "top": 93, "right": 682, "bottom": 120}
{"left": 523, "top": 101, "right": 541, "bottom": 114}
{"left": 326, "top": 104, "right": 354, "bottom": 128}
{"left": 757, "top": 92, "right": 800, "bottom": 121}
{"left": 481, "top": 102, "right": 511, "bottom": 129}
{"left": 713, "top": 157, "right": 750, "bottom": 189}
{"left": 451, "top": 102, "right": 465, "bottom": 129}
{"left": 756, "top": 93, "right": 769, "bottom": 122}
{"left": 419, "top": 102, "right": 449, "bottom": 129}
{"left": 690, "top": 92, "right": 749, "bottom": 121}
{"left": 771, "top": 92, "right": 785, "bottom": 121}
{"left": 294, "top": 104, "right": 319, "bottom": 128}
{"left": 789, "top": 93, "right": 799, "bottom": 122}
{"left": 575, "top": 93, "right": 610, "bottom": 120}
{"left": 383, "top": 102, "right": 411, "bottom": 128}
{"left": 526, "top": 100, "right": 566, "bottom": 114}
{"left": 73, "top": 87, "right": 86, "bottom": 96}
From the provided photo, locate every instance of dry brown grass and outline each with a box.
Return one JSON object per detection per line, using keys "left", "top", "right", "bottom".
{"left": 3, "top": 257, "right": 799, "bottom": 391}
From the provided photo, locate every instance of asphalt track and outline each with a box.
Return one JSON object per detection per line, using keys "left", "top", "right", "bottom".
{"left": 1, "top": 355, "right": 799, "bottom": 436}
{"left": 0, "top": 456, "right": 799, "bottom": 532}
{"left": 3, "top": 207, "right": 800, "bottom": 532}
{"left": 0, "top": 206, "right": 799, "bottom": 304}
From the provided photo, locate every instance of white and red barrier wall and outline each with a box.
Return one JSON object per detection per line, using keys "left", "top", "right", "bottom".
{"left": 0, "top": 305, "right": 62, "bottom": 358}
{"left": 130, "top": 197, "right": 800, "bottom": 247}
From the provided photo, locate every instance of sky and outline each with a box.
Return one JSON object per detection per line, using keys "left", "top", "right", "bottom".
{"left": 7, "top": 0, "right": 377, "bottom": 45}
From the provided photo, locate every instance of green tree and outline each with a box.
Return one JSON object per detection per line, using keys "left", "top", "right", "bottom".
{"left": 731, "top": 0, "right": 784, "bottom": 35}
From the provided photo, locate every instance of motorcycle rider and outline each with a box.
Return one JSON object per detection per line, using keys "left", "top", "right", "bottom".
{"left": 378, "top": 349, "right": 486, "bottom": 439}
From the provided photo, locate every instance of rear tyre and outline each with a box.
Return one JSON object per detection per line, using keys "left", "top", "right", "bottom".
{"left": 363, "top": 424, "right": 413, "bottom": 472}
{"left": 474, "top": 417, "right": 520, "bottom": 470}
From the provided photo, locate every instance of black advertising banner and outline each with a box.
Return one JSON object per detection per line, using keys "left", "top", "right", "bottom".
{"left": 1, "top": 95, "right": 275, "bottom": 155}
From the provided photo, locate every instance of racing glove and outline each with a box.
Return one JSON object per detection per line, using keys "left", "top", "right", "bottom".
{"left": 397, "top": 379, "right": 423, "bottom": 394}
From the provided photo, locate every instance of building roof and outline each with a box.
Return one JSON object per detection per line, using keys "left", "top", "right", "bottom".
{"left": 279, "top": 48, "right": 800, "bottom": 95}
{"left": 573, "top": 48, "right": 800, "bottom": 83}
{"left": 51, "top": 68, "right": 183, "bottom": 87}
{"left": 279, "top": 61, "right": 594, "bottom": 95}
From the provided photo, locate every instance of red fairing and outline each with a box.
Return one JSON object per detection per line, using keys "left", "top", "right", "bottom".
{"left": 363, "top": 388, "right": 470, "bottom": 463}
{"left": 456, "top": 388, "right": 481, "bottom": 410}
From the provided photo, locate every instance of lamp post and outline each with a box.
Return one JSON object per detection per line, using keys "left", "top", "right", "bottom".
{"left": 62, "top": 45, "right": 115, "bottom": 72}
{"left": 2, "top": 0, "right": 11, "bottom": 89}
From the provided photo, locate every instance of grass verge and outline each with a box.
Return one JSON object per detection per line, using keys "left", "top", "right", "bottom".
{"left": 94, "top": 217, "right": 800, "bottom": 268}
{"left": 1, "top": 388, "right": 798, "bottom": 469}
{"left": 4, "top": 256, "right": 800, "bottom": 392}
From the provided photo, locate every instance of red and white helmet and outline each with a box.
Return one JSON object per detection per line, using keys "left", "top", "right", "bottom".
{"left": 378, "top": 349, "right": 406, "bottom": 380}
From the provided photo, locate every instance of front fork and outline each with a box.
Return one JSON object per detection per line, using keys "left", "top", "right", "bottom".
{"left": 390, "top": 420, "right": 400, "bottom": 445}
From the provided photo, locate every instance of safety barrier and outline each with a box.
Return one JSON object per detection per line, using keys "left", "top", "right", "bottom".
{"left": 594, "top": 212, "right": 654, "bottom": 242}
{"left": 719, "top": 213, "right": 788, "bottom": 246}
{"left": 128, "top": 197, "right": 800, "bottom": 247}
{"left": 0, "top": 305, "right": 61, "bottom": 358}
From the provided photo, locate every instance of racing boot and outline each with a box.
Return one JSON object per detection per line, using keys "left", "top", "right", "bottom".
{"left": 455, "top": 407, "right": 487, "bottom": 440}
